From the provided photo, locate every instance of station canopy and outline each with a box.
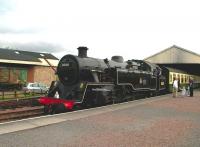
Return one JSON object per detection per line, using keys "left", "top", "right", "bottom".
{"left": 144, "top": 45, "right": 200, "bottom": 75}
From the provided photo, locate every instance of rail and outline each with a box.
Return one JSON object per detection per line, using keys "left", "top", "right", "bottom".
{"left": 0, "top": 106, "right": 44, "bottom": 122}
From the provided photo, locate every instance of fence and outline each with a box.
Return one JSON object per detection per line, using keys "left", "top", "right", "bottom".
{"left": 0, "top": 90, "right": 46, "bottom": 101}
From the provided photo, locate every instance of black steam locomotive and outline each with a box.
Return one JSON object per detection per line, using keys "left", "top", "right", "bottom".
{"left": 39, "top": 47, "right": 166, "bottom": 113}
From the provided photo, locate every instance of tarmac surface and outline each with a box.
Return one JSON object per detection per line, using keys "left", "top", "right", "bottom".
{"left": 0, "top": 91, "right": 200, "bottom": 147}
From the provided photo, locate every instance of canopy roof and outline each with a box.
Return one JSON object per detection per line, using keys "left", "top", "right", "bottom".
{"left": 144, "top": 45, "right": 200, "bottom": 64}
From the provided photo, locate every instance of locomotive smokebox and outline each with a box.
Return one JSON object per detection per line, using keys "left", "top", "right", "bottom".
{"left": 77, "top": 47, "right": 88, "bottom": 58}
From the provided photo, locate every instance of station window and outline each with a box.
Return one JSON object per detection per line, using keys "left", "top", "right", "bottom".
{"left": 183, "top": 75, "right": 186, "bottom": 83}
{"left": 178, "top": 74, "right": 180, "bottom": 83}
{"left": 186, "top": 75, "right": 189, "bottom": 83}
{"left": 173, "top": 73, "right": 176, "bottom": 81}
{"left": 181, "top": 75, "right": 183, "bottom": 83}
{"left": 169, "top": 73, "right": 173, "bottom": 83}
{"left": 172, "top": 73, "right": 175, "bottom": 84}
{"left": 179, "top": 76, "right": 181, "bottom": 83}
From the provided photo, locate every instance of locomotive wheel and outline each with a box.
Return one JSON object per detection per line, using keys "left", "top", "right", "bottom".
{"left": 114, "top": 86, "right": 126, "bottom": 103}
{"left": 44, "top": 104, "right": 55, "bottom": 115}
{"left": 97, "top": 96, "right": 106, "bottom": 106}
{"left": 147, "top": 92, "right": 153, "bottom": 98}
{"left": 93, "top": 92, "right": 106, "bottom": 106}
{"left": 73, "top": 104, "right": 82, "bottom": 110}
{"left": 54, "top": 104, "right": 66, "bottom": 113}
{"left": 44, "top": 105, "right": 49, "bottom": 114}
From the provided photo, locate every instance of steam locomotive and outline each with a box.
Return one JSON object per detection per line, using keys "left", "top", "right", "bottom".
{"left": 39, "top": 47, "right": 166, "bottom": 114}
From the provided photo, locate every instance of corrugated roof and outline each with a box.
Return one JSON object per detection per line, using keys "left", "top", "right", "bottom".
{"left": 144, "top": 45, "right": 200, "bottom": 64}
{"left": 172, "top": 45, "right": 200, "bottom": 57}
{"left": 144, "top": 45, "right": 200, "bottom": 60}
{"left": 19, "top": 50, "right": 58, "bottom": 60}
{"left": 0, "top": 48, "right": 58, "bottom": 63}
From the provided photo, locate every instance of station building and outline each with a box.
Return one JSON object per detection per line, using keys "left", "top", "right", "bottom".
{"left": 144, "top": 45, "right": 200, "bottom": 74}
{"left": 0, "top": 48, "right": 59, "bottom": 88}
{"left": 144, "top": 45, "right": 200, "bottom": 89}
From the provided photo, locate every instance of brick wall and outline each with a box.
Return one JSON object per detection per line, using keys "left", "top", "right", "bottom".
{"left": 33, "top": 66, "right": 57, "bottom": 86}
{"left": 27, "top": 67, "right": 34, "bottom": 83}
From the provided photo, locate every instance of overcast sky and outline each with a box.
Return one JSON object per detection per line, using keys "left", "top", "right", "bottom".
{"left": 0, "top": 0, "right": 200, "bottom": 60}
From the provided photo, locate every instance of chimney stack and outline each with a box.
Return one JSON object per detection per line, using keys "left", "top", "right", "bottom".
{"left": 77, "top": 47, "right": 88, "bottom": 58}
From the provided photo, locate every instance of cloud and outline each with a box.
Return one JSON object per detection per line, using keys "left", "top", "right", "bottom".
{"left": 0, "top": 40, "right": 65, "bottom": 54}
{"left": 0, "top": 0, "right": 46, "bottom": 35}
{"left": 0, "top": 27, "right": 43, "bottom": 34}
{"left": 0, "top": 0, "right": 14, "bottom": 14}
{"left": 0, "top": 0, "right": 200, "bottom": 61}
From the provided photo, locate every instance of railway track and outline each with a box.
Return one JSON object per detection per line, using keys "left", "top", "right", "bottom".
{"left": 0, "top": 106, "right": 44, "bottom": 123}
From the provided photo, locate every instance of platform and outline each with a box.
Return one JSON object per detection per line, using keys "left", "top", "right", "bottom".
{"left": 0, "top": 90, "right": 200, "bottom": 147}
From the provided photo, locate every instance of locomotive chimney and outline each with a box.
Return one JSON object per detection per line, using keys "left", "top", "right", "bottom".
{"left": 77, "top": 47, "right": 88, "bottom": 58}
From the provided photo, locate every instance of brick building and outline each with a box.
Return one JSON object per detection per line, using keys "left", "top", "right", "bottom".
{"left": 0, "top": 48, "right": 59, "bottom": 88}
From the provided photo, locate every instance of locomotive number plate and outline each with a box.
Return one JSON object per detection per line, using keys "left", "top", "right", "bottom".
{"left": 62, "top": 63, "right": 70, "bottom": 67}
